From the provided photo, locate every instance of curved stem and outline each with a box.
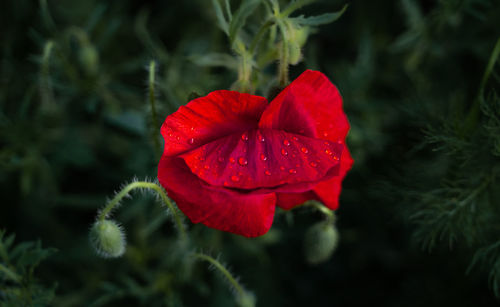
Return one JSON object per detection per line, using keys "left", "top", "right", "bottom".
{"left": 98, "top": 181, "right": 187, "bottom": 241}
{"left": 249, "top": 20, "right": 274, "bottom": 54}
{"left": 192, "top": 253, "right": 245, "bottom": 297}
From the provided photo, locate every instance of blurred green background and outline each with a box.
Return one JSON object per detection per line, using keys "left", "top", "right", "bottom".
{"left": 1, "top": 0, "right": 500, "bottom": 306}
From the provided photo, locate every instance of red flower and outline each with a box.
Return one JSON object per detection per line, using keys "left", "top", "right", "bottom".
{"left": 158, "top": 70, "right": 353, "bottom": 237}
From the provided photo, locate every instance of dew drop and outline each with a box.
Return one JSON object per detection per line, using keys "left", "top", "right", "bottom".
{"left": 265, "top": 170, "right": 272, "bottom": 176}
{"left": 301, "top": 147, "right": 309, "bottom": 154}
{"left": 187, "top": 138, "right": 195, "bottom": 145}
{"left": 231, "top": 175, "right": 240, "bottom": 182}
{"left": 241, "top": 132, "right": 249, "bottom": 141}
{"left": 289, "top": 169, "right": 297, "bottom": 174}
{"left": 204, "top": 165, "right": 210, "bottom": 170}
{"left": 260, "top": 154, "right": 267, "bottom": 161}
{"left": 176, "top": 136, "right": 180, "bottom": 141}
{"left": 238, "top": 157, "right": 248, "bottom": 166}
{"left": 259, "top": 134, "right": 266, "bottom": 142}
{"left": 292, "top": 136, "right": 299, "bottom": 141}
{"left": 310, "top": 161, "right": 318, "bottom": 168}
{"left": 323, "top": 132, "right": 329, "bottom": 137}
{"left": 283, "top": 139, "right": 290, "bottom": 146}
{"left": 281, "top": 148, "right": 288, "bottom": 156}
{"left": 280, "top": 166, "right": 285, "bottom": 171}
{"left": 333, "top": 155, "right": 340, "bottom": 161}
{"left": 229, "top": 157, "right": 236, "bottom": 163}
{"left": 190, "top": 126, "right": 195, "bottom": 131}
{"left": 325, "top": 149, "right": 332, "bottom": 156}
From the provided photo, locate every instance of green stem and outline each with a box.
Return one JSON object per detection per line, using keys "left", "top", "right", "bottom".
{"left": 249, "top": 20, "right": 274, "bottom": 54}
{"left": 463, "top": 37, "right": 500, "bottom": 133}
{"left": 280, "top": 0, "right": 315, "bottom": 17}
{"left": 148, "top": 61, "right": 161, "bottom": 159}
{"left": 276, "top": 19, "right": 289, "bottom": 87}
{"left": 98, "top": 181, "right": 187, "bottom": 241}
{"left": 192, "top": 253, "right": 245, "bottom": 297}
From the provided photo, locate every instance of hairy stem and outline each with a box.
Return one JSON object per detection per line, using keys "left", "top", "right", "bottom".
{"left": 192, "top": 253, "right": 245, "bottom": 297}
{"left": 98, "top": 181, "right": 187, "bottom": 241}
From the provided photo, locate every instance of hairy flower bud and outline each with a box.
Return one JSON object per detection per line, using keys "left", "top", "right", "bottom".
{"left": 303, "top": 221, "right": 339, "bottom": 264}
{"left": 90, "top": 220, "right": 126, "bottom": 258}
{"left": 79, "top": 45, "right": 99, "bottom": 76}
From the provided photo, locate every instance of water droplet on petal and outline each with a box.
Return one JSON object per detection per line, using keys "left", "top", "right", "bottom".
{"left": 289, "top": 169, "right": 297, "bottom": 174}
{"left": 204, "top": 165, "right": 210, "bottom": 170}
{"left": 190, "top": 126, "right": 195, "bottom": 131}
{"left": 333, "top": 155, "right": 340, "bottom": 161}
{"left": 323, "top": 132, "right": 329, "bottom": 137}
{"left": 229, "top": 157, "right": 236, "bottom": 163}
{"left": 281, "top": 148, "right": 288, "bottom": 156}
{"left": 325, "top": 149, "right": 332, "bottom": 156}
{"left": 301, "top": 147, "right": 309, "bottom": 154}
{"left": 241, "top": 132, "right": 249, "bottom": 141}
{"left": 280, "top": 166, "right": 285, "bottom": 171}
{"left": 259, "top": 134, "right": 265, "bottom": 142}
{"left": 231, "top": 175, "right": 240, "bottom": 182}
{"left": 283, "top": 139, "right": 290, "bottom": 146}
{"left": 238, "top": 157, "right": 248, "bottom": 166}
{"left": 310, "top": 162, "right": 318, "bottom": 167}
{"left": 292, "top": 136, "right": 298, "bottom": 141}
{"left": 176, "top": 136, "right": 180, "bottom": 141}
{"left": 260, "top": 154, "right": 267, "bottom": 161}
{"left": 265, "top": 170, "right": 271, "bottom": 176}
{"left": 187, "top": 138, "right": 195, "bottom": 145}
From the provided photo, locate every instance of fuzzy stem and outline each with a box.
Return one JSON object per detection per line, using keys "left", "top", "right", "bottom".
{"left": 98, "top": 181, "right": 187, "bottom": 241}
{"left": 148, "top": 61, "right": 161, "bottom": 159}
{"left": 277, "top": 19, "right": 289, "bottom": 87}
{"left": 249, "top": 20, "right": 274, "bottom": 54}
{"left": 193, "top": 253, "right": 245, "bottom": 297}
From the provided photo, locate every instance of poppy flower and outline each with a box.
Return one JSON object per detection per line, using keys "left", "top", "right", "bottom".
{"left": 158, "top": 70, "right": 353, "bottom": 237}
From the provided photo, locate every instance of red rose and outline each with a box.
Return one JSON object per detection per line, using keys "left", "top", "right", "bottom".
{"left": 158, "top": 70, "right": 353, "bottom": 237}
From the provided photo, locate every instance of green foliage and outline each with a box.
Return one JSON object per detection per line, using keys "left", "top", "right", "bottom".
{"left": 2, "top": 0, "right": 500, "bottom": 306}
{"left": 0, "top": 230, "right": 56, "bottom": 306}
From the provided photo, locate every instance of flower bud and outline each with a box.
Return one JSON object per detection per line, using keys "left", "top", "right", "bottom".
{"left": 303, "top": 221, "right": 339, "bottom": 264}
{"left": 288, "top": 41, "right": 302, "bottom": 65}
{"left": 79, "top": 45, "right": 99, "bottom": 76}
{"left": 236, "top": 291, "right": 256, "bottom": 307}
{"left": 90, "top": 220, "right": 126, "bottom": 258}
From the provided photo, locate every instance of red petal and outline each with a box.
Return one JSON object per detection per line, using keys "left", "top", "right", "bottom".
{"left": 158, "top": 157, "right": 276, "bottom": 237}
{"left": 161, "top": 90, "right": 268, "bottom": 157}
{"left": 259, "top": 70, "right": 349, "bottom": 143}
{"left": 313, "top": 147, "right": 353, "bottom": 210}
{"left": 180, "top": 129, "right": 343, "bottom": 192}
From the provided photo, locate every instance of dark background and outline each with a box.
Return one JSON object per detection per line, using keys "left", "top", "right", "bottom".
{"left": 1, "top": 0, "right": 500, "bottom": 306}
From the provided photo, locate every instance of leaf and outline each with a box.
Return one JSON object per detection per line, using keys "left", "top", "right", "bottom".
{"left": 212, "top": 0, "right": 229, "bottom": 34}
{"left": 292, "top": 4, "right": 348, "bottom": 26}
{"left": 228, "top": 0, "right": 261, "bottom": 45}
